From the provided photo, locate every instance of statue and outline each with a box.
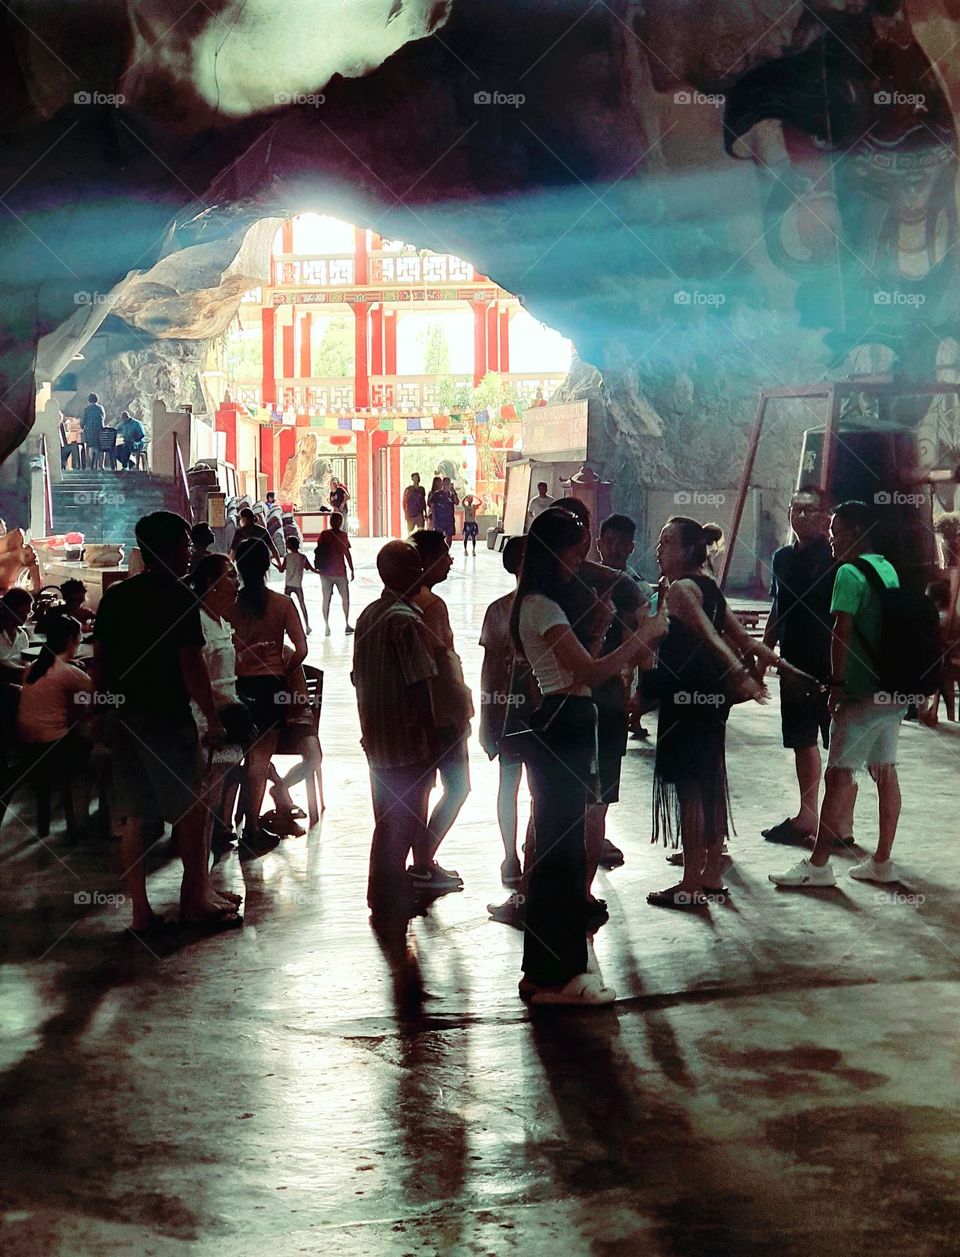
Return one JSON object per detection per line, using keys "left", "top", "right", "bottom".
{"left": 0, "top": 520, "right": 42, "bottom": 593}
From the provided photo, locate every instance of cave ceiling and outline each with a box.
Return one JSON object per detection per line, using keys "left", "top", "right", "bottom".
{"left": 3, "top": 0, "right": 960, "bottom": 460}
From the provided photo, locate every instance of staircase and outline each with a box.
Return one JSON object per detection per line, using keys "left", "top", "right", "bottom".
{"left": 51, "top": 471, "right": 184, "bottom": 552}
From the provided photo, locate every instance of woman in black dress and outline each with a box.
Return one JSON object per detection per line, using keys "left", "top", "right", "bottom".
{"left": 647, "top": 517, "right": 778, "bottom": 908}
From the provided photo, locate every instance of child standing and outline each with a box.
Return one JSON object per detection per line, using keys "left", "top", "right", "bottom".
{"left": 278, "top": 536, "right": 314, "bottom": 635}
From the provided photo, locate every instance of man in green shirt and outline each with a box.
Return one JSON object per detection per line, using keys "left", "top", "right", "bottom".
{"left": 770, "top": 500, "right": 907, "bottom": 889}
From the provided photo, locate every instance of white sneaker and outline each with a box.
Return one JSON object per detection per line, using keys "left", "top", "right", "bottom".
{"left": 849, "top": 857, "right": 903, "bottom": 884}
{"left": 768, "top": 858, "right": 836, "bottom": 888}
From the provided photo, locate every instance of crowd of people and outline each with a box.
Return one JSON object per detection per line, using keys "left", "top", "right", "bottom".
{"left": 355, "top": 488, "right": 940, "bottom": 1005}
{"left": 0, "top": 486, "right": 945, "bottom": 1000}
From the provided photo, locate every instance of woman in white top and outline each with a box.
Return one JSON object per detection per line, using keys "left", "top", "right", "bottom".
{"left": 17, "top": 612, "right": 94, "bottom": 837}
{"left": 508, "top": 507, "right": 668, "bottom": 1006}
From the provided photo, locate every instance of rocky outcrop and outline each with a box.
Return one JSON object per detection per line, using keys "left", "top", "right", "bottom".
{"left": 4, "top": 0, "right": 960, "bottom": 503}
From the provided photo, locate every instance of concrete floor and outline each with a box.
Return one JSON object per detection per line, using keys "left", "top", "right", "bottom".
{"left": 2, "top": 540, "right": 960, "bottom": 1256}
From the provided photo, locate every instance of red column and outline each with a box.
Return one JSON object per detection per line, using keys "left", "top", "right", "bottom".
{"left": 354, "top": 225, "right": 368, "bottom": 285}
{"left": 356, "top": 430, "right": 371, "bottom": 536}
{"left": 215, "top": 402, "right": 238, "bottom": 467}
{"left": 499, "top": 306, "right": 510, "bottom": 373}
{"left": 277, "top": 426, "right": 296, "bottom": 494}
{"left": 281, "top": 220, "right": 294, "bottom": 253}
{"left": 384, "top": 308, "right": 397, "bottom": 375}
{"left": 299, "top": 312, "right": 312, "bottom": 379}
{"left": 472, "top": 300, "right": 488, "bottom": 387}
{"left": 487, "top": 304, "right": 499, "bottom": 373}
{"left": 282, "top": 319, "right": 295, "bottom": 406}
{"left": 260, "top": 426, "right": 274, "bottom": 488}
{"left": 261, "top": 306, "right": 276, "bottom": 407}
{"left": 352, "top": 301, "right": 370, "bottom": 409}
{"left": 389, "top": 441, "right": 402, "bottom": 537}
{"left": 370, "top": 305, "right": 383, "bottom": 377}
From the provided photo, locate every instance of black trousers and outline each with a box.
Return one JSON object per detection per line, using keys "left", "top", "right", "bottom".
{"left": 521, "top": 696, "right": 596, "bottom": 986}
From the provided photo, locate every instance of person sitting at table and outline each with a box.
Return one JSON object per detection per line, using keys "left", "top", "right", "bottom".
{"left": 60, "top": 579, "right": 96, "bottom": 631}
{"left": 115, "top": 411, "right": 146, "bottom": 469}
{"left": 16, "top": 612, "right": 95, "bottom": 838}
{"left": 0, "top": 588, "right": 32, "bottom": 682}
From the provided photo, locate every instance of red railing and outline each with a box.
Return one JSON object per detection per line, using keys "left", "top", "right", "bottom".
{"left": 173, "top": 433, "right": 193, "bottom": 525}
{"left": 38, "top": 434, "right": 54, "bottom": 535}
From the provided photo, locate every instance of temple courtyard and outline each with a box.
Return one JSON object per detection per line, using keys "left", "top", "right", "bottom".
{"left": 1, "top": 540, "right": 958, "bottom": 1256}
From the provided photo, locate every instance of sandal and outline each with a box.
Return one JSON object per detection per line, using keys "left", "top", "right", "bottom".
{"left": 647, "top": 885, "right": 707, "bottom": 910}
{"left": 500, "top": 856, "right": 523, "bottom": 888}
{"left": 701, "top": 884, "right": 729, "bottom": 898}
{"left": 259, "top": 809, "right": 305, "bottom": 838}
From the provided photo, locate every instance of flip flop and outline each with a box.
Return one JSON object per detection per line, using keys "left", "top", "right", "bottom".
{"left": 647, "top": 886, "right": 707, "bottom": 910}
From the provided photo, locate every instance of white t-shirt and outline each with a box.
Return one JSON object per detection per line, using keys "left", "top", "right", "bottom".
{"left": 192, "top": 609, "right": 238, "bottom": 733}
{"left": 284, "top": 551, "right": 308, "bottom": 589}
{"left": 519, "top": 593, "right": 586, "bottom": 696}
{"left": 528, "top": 494, "right": 554, "bottom": 521}
{"left": 0, "top": 626, "right": 28, "bottom": 668}
{"left": 17, "top": 656, "right": 93, "bottom": 743}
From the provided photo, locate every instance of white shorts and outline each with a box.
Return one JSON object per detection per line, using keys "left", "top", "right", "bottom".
{"left": 827, "top": 697, "right": 906, "bottom": 773}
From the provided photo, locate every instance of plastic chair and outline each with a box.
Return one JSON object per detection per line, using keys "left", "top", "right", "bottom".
{"left": 98, "top": 427, "right": 118, "bottom": 470}
{"left": 275, "top": 664, "right": 325, "bottom": 824}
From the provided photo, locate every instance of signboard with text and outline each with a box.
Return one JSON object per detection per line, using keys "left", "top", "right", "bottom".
{"left": 521, "top": 400, "right": 588, "bottom": 460}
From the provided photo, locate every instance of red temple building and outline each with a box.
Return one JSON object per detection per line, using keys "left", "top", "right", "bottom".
{"left": 214, "top": 216, "right": 569, "bottom": 536}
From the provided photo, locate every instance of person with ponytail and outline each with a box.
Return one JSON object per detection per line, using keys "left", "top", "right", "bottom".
{"left": 509, "top": 506, "right": 668, "bottom": 1006}
{"left": 646, "top": 516, "right": 780, "bottom": 909}
{"left": 16, "top": 612, "right": 94, "bottom": 835}
{"left": 227, "top": 535, "right": 307, "bottom": 854}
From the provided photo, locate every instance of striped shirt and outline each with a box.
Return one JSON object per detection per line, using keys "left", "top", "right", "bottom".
{"left": 352, "top": 591, "right": 438, "bottom": 767}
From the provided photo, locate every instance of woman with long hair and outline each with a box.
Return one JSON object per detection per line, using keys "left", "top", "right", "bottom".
{"left": 647, "top": 517, "right": 778, "bottom": 908}
{"left": 425, "top": 476, "right": 443, "bottom": 528}
{"left": 16, "top": 612, "right": 93, "bottom": 836}
{"left": 510, "top": 507, "right": 667, "bottom": 1006}
{"left": 227, "top": 537, "right": 307, "bottom": 853}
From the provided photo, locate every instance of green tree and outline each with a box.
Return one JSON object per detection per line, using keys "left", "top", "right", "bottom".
{"left": 314, "top": 316, "right": 355, "bottom": 376}
{"left": 419, "top": 321, "right": 451, "bottom": 375}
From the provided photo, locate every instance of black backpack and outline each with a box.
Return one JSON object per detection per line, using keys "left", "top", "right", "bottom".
{"left": 851, "top": 558, "right": 942, "bottom": 698}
